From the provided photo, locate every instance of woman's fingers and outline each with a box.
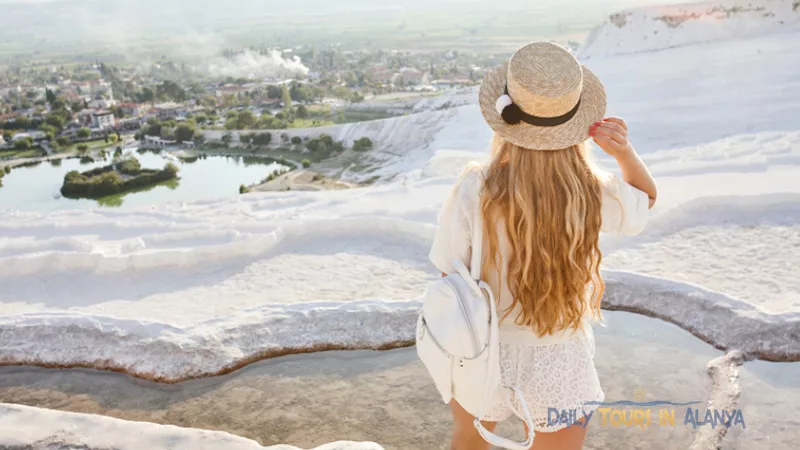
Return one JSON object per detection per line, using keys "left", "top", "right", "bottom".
{"left": 592, "top": 125, "right": 626, "bottom": 146}
{"left": 603, "top": 117, "right": 628, "bottom": 130}
{"left": 592, "top": 135, "right": 617, "bottom": 154}
{"left": 595, "top": 121, "right": 627, "bottom": 137}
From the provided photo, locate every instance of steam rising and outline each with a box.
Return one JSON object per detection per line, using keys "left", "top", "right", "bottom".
{"left": 205, "top": 50, "right": 310, "bottom": 80}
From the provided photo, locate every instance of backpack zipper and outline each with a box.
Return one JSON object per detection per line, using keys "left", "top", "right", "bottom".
{"left": 445, "top": 277, "right": 480, "bottom": 357}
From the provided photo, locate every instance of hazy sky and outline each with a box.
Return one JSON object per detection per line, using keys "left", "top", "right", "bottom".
{"left": 0, "top": 0, "right": 696, "bottom": 63}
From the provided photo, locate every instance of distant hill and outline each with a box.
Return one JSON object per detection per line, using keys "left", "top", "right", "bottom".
{"left": 578, "top": 0, "right": 800, "bottom": 59}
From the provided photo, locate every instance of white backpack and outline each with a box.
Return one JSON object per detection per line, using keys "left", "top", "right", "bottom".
{"left": 416, "top": 199, "right": 535, "bottom": 450}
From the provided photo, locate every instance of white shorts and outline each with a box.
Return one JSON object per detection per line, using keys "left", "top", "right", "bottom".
{"left": 482, "top": 329, "right": 604, "bottom": 432}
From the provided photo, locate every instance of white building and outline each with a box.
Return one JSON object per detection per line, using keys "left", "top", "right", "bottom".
{"left": 395, "top": 68, "right": 426, "bottom": 86}
{"left": 154, "top": 102, "right": 186, "bottom": 120}
{"left": 117, "top": 117, "right": 143, "bottom": 132}
{"left": 93, "top": 110, "right": 115, "bottom": 129}
{"left": 120, "top": 103, "right": 144, "bottom": 117}
{"left": 142, "top": 135, "right": 176, "bottom": 149}
{"left": 431, "top": 79, "right": 471, "bottom": 90}
{"left": 88, "top": 92, "right": 118, "bottom": 110}
{"left": 12, "top": 131, "right": 46, "bottom": 142}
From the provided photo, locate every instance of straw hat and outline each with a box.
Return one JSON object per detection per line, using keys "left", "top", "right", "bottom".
{"left": 479, "top": 42, "right": 606, "bottom": 150}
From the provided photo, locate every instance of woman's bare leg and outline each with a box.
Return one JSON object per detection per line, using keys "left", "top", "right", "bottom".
{"left": 449, "top": 400, "right": 497, "bottom": 450}
{"left": 450, "top": 399, "right": 590, "bottom": 450}
{"left": 528, "top": 418, "right": 589, "bottom": 450}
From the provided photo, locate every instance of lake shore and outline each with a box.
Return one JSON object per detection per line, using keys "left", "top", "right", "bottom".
{"left": 250, "top": 169, "right": 359, "bottom": 192}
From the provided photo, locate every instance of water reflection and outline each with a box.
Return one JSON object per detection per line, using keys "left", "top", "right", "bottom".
{"left": 96, "top": 178, "right": 181, "bottom": 208}
{"left": 0, "top": 149, "right": 287, "bottom": 211}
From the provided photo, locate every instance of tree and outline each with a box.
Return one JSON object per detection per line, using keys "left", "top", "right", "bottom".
{"left": 46, "top": 88, "right": 57, "bottom": 105}
{"left": 138, "top": 87, "right": 155, "bottom": 104}
{"left": 257, "top": 115, "right": 284, "bottom": 130}
{"left": 281, "top": 85, "right": 292, "bottom": 110}
{"left": 77, "top": 144, "right": 89, "bottom": 154}
{"left": 352, "top": 137, "right": 374, "bottom": 152}
{"left": 290, "top": 82, "right": 312, "bottom": 103}
{"left": 45, "top": 114, "right": 66, "bottom": 130}
{"left": 174, "top": 124, "right": 196, "bottom": 143}
{"left": 56, "top": 137, "right": 69, "bottom": 147}
{"left": 14, "top": 139, "right": 31, "bottom": 150}
{"left": 291, "top": 136, "right": 302, "bottom": 145}
{"left": 267, "top": 85, "right": 281, "bottom": 99}
{"left": 6, "top": 116, "right": 30, "bottom": 130}
{"left": 144, "top": 118, "right": 162, "bottom": 137}
{"left": 193, "top": 134, "right": 206, "bottom": 145}
{"left": 252, "top": 132, "right": 272, "bottom": 146}
{"left": 117, "top": 157, "right": 141, "bottom": 174}
{"left": 156, "top": 80, "right": 185, "bottom": 102}
{"left": 221, "top": 133, "right": 233, "bottom": 145}
{"left": 344, "top": 71, "right": 358, "bottom": 87}
{"left": 160, "top": 126, "right": 175, "bottom": 140}
{"left": 301, "top": 159, "right": 311, "bottom": 168}
{"left": 39, "top": 123, "right": 59, "bottom": 140}
{"left": 239, "top": 133, "right": 253, "bottom": 145}
{"left": 194, "top": 114, "right": 208, "bottom": 125}
{"left": 77, "top": 127, "right": 91, "bottom": 139}
{"left": 222, "top": 95, "right": 238, "bottom": 108}
{"left": 236, "top": 110, "right": 256, "bottom": 129}
{"left": 295, "top": 104, "right": 309, "bottom": 119}
{"left": 225, "top": 117, "right": 238, "bottom": 130}
{"left": 164, "top": 163, "right": 179, "bottom": 176}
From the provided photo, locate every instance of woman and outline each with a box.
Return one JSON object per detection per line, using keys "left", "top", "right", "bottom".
{"left": 428, "top": 42, "right": 657, "bottom": 450}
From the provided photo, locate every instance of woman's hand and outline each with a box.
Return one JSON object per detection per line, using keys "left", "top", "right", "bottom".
{"left": 590, "top": 117, "right": 633, "bottom": 158}
{"left": 590, "top": 117, "right": 658, "bottom": 208}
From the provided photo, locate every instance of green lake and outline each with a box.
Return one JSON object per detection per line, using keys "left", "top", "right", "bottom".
{"left": 0, "top": 150, "right": 287, "bottom": 211}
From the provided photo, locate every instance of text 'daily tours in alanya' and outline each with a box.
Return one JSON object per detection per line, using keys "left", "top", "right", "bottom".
{"left": 547, "top": 388, "right": 746, "bottom": 431}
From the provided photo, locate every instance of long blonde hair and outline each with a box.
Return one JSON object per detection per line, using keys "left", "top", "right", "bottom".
{"left": 480, "top": 134, "right": 605, "bottom": 337}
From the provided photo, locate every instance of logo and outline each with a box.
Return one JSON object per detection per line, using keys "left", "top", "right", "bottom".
{"left": 546, "top": 388, "right": 746, "bottom": 430}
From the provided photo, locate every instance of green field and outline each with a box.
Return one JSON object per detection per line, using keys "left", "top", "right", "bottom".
{"left": 62, "top": 139, "right": 117, "bottom": 153}
{"left": 0, "top": 148, "right": 47, "bottom": 159}
{"left": 288, "top": 118, "right": 336, "bottom": 129}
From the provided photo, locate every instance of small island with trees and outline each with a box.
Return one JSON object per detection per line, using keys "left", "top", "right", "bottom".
{"left": 60, "top": 157, "right": 179, "bottom": 199}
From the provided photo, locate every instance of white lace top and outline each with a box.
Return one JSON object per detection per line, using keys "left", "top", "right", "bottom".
{"left": 429, "top": 164, "right": 650, "bottom": 345}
